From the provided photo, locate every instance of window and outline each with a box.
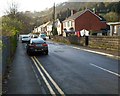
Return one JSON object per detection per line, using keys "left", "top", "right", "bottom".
{"left": 66, "top": 22, "right": 67, "bottom": 27}
{"left": 71, "top": 21, "right": 73, "bottom": 26}
{"left": 67, "top": 21, "right": 70, "bottom": 27}
{"left": 64, "top": 22, "right": 66, "bottom": 27}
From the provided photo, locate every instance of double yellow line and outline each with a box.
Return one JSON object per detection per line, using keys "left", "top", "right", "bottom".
{"left": 31, "top": 56, "right": 65, "bottom": 96}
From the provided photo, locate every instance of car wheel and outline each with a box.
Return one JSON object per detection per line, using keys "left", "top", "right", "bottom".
{"left": 44, "top": 50, "right": 48, "bottom": 55}
{"left": 27, "top": 50, "right": 31, "bottom": 55}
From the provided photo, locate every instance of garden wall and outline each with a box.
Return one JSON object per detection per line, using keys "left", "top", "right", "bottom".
{"left": 53, "top": 36, "right": 119, "bottom": 52}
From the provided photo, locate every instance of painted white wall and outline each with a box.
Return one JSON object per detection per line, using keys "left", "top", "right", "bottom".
{"left": 56, "top": 20, "right": 62, "bottom": 35}
{"left": 63, "top": 20, "right": 75, "bottom": 31}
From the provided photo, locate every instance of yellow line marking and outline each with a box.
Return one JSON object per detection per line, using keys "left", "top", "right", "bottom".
{"left": 34, "top": 56, "right": 65, "bottom": 96}
{"left": 31, "top": 57, "right": 56, "bottom": 96}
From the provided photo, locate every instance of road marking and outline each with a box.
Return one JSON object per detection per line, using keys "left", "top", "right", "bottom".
{"left": 31, "top": 57, "right": 56, "bottom": 96}
{"left": 90, "top": 63, "right": 120, "bottom": 77}
{"left": 33, "top": 56, "right": 65, "bottom": 96}
{"left": 31, "top": 64, "right": 41, "bottom": 85}
{"left": 72, "top": 47, "right": 81, "bottom": 50}
{"left": 72, "top": 46, "right": 120, "bottom": 59}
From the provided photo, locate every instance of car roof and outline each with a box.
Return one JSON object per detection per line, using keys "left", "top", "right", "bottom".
{"left": 30, "top": 38, "right": 44, "bottom": 41}
{"left": 21, "top": 35, "right": 30, "bottom": 37}
{"left": 30, "top": 38, "right": 45, "bottom": 43}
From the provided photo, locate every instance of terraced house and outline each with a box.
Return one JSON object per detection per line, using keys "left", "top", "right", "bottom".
{"left": 62, "top": 9, "right": 107, "bottom": 37}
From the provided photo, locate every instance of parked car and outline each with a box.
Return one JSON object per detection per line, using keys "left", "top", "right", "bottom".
{"left": 39, "top": 34, "right": 46, "bottom": 40}
{"left": 31, "top": 34, "right": 38, "bottom": 38}
{"left": 26, "top": 38, "right": 48, "bottom": 55}
{"left": 21, "top": 35, "right": 31, "bottom": 43}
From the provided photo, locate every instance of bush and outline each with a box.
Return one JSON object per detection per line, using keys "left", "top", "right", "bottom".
{"left": 2, "top": 16, "right": 22, "bottom": 36}
{"left": 104, "top": 12, "right": 119, "bottom": 22}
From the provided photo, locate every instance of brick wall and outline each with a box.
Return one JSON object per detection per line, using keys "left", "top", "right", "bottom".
{"left": 53, "top": 36, "right": 119, "bottom": 52}
{"left": 75, "top": 11, "right": 107, "bottom": 31}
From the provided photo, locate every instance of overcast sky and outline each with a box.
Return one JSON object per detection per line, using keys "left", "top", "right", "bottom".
{"left": 0, "top": 0, "right": 118, "bottom": 16}
{"left": 0, "top": 0, "right": 68, "bottom": 16}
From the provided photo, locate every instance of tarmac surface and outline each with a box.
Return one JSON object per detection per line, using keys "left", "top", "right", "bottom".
{"left": 2, "top": 40, "right": 45, "bottom": 94}
{"left": 2, "top": 39, "right": 119, "bottom": 95}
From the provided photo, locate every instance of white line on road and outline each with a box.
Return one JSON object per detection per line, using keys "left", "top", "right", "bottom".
{"left": 72, "top": 46, "right": 120, "bottom": 59}
{"left": 31, "top": 57, "right": 56, "bottom": 96}
{"left": 72, "top": 47, "right": 81, "bottom": 50}
{"left": 34, "top": 56, "right": 65, "bottom": 96}
{"left": 90, "top": 63, "right": 120, "bottom": 77}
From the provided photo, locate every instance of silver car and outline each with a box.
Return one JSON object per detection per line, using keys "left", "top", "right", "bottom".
{"left": 21, "top": 35, "right": 31, "bottom": 43}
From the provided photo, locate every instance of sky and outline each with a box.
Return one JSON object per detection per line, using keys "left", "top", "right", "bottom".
{"left": 0, "top": 0, "right": 118, "bottom": 16}
{"left": 0, "top": 0, "right": 68, "bottom": 16}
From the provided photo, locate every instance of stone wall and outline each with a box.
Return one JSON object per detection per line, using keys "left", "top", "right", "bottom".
{"left": 89, "top": 36, "right": 119, "bottom": 51}
{"left": 53, "top": 36, "right": 119, "bottom": 52}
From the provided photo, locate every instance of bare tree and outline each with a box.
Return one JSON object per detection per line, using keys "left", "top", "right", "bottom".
{"left": 5, "top": 1, "right": 19, "bottom": 18}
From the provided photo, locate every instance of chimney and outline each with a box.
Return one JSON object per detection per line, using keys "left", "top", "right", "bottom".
{"left": 93, "top": 8, "right": 99, "bottom": 16}
{"left": 71, "top": 10, "right": 77, "bottom": 16}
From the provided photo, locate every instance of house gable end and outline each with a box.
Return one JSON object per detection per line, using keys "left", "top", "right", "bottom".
{"left": 76, "top": 9, "right": 102, "bottom": 20}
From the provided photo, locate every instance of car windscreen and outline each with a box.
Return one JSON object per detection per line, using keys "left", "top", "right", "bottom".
{"left": 31, "top": 39, "right": 45, "bottom": 44}
{"left": 22, "top": 36, "right": 29, "bottom": 38}
{"left": 40, "top": 34, "right": 46, "bottom": 38}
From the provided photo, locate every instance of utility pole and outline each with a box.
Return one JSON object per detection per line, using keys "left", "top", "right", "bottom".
{"left": 52, "top": 2, "right": 55, "bottom": 36}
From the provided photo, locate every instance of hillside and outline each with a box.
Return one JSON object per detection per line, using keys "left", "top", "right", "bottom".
{"left": 17, "top": 1, "right": 120, "bottom": 34}
{"left": 23, "top": 2, "right": 99, "bottom": 26}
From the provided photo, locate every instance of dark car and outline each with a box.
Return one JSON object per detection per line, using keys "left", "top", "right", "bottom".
{"left": 26, "top": 38, "right": 48, "bottom": 55}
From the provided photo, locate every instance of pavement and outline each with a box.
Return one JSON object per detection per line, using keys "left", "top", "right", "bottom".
{"left": 2, "top": 41, "right": 45, "bottom": 94}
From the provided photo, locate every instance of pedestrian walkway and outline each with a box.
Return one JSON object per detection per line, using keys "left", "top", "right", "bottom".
{"left": 3, "top": 41, "right": 44, "bottom": 94}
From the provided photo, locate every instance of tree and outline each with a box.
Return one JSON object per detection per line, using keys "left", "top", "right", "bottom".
{"left": 2, "top": 16, "right": 22, "bottom": 36}
{"left": 104, "top": 12, "right": 119, "bottom": 22}
{"left": 2, "top": 2, "right": 25, "bottom": 36}
{"left": 52, "top": 27, "right": 58, "bottom": 36}
{"left": 111, "top": 2, "right": 120, "bottom": 14}
{"left": 5, "top": 2, "right": 18, "bottom": 18}
{"left": 15, "top": 12, "right": 34, "bottom": 34}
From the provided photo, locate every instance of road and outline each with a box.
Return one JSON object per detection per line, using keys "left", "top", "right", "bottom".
{"left": 5, "top": 40, "right": 119, "bottom": 95}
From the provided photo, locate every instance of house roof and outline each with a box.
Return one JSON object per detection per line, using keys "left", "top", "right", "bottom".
{"left": 38, "top": 21, "right": 51, "bottom": 28}
{"left": 64, "top": 11, "right": 83, "bottom": 21}
{"left": 47, "top": 21, "right": 53, "bottom": 26}
{"left": 63, "top": 9, "right": 104, "bottom": 22}
{"left": 107, "top": 22, "right": 120, "bottom": 25}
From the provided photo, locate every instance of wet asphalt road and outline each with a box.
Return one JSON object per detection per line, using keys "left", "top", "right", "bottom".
{"left": 5, "top": 40, "right": 119, "bottom": 94}
{"left": 36, "top": 41, "right": 119, "bottom": 94}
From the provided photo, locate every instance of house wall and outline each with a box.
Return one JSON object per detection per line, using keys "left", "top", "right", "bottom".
{"left": 109, "top": 25, "right": 120, "bottom": 36}
{"left": 47, "top": 24, "right": 52, "bottom": 35}
{"left": 113, "top": 25, "right": 120, "bottom": 36}
{"left": 118, "top": 25, "right": 120, "bottom": 36}
{"left": 57, "top": 21, "right": 62, "bottom": 35}
{"left": 38, "top": 26, "right": 42, "bottom": 33}
{"left": 75, "top": 11, "right": 107, "bottom": 31}
{"left": 63, "top": 20, "right": 75, "bottom": 30}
